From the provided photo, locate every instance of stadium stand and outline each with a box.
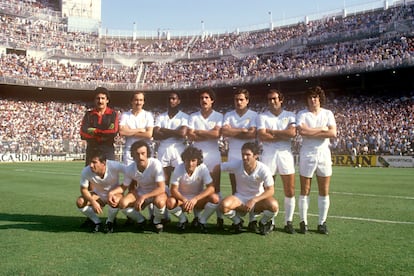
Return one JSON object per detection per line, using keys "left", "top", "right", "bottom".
{"left": 0, "top": 0, "right": 413, "bottom": 158}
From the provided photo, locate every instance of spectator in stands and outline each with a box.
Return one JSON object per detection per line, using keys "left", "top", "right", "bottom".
{"left": 80, "top": 87, "right": 119, "bottom": 165}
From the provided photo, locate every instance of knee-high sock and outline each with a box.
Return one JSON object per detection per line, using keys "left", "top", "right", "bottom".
{"left": 318, "top": 195, "right": 330, "bottom": 225}
{"left": 148, "top": 203, "right": 154, "bottom": 218}
{"left": 299, "top": 195, "right": 310, "bottom": 225}
{"left": 260, "top": 209, "right": 277, "bottom": 224}
{"left": 106, "top": 206, "right": 119, "bottom": 223}
{"left": 79, "top": 206, "right": 101, "bottom": 224}
{"left": 249, "top": 210, "right": 260, "bottom": 222}
{"left": 153, "top": 206, "right": 166, "bottom": 224}
{"left": 224, "top": 210, "right": 241, "bottom": 224}
{"left": 193, "top": 208, "right": 201, "bottom": 219}
{"left": 169, "top": 206, "right": 187, "bottom": 223}
{"left": 122, "top": 207, "right": 145, "bottom": 223}
{"left": 199, "top": 202, "right": 218, "bottom": 224}
{"left": 216, "top": 192, "right": 223, "bottom": 219}
{"left": 284, "top": 196, "right": 296, "bottom": 224}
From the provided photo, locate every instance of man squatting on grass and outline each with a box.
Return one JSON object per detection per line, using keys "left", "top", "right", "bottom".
{"left": 118, "top": 140, "right": 168, "bottom": 233}
{"left": 216, "top": 142, "right": 279, "bottom": 235}
{"left": 76, "top": 150, "right": 126, "bottom": 233}
{"left": 167, "top": 146, "right": 220, "bottom": 233}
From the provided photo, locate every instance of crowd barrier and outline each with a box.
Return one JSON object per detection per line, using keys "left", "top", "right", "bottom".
{"left": 1, "top": 153, "right": 412, "bottom": 168}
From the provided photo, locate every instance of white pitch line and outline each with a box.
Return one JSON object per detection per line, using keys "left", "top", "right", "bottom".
{"left": 274, "top": 188, "right": 414, "bottom": 200}
{"left": 14, "top": 168, "right": 79, "bottom": 176}
{"left": 330, "top": 191, "right": 414, "bottom": 200}
{"left": 294, "top": 212, "right": 414, "bottom": 225}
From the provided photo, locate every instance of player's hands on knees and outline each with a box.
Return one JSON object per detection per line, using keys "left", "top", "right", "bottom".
{"left": 244, "top": 199, "right": 256, "bottom": 212}
{"left": 183, "top": 198, "right": 196, "bottom": 212}
{"left": 108, "top": 193, "right": 116, "bottom": 206}
{"left": 134, "top": 196, "right": 145, "bottom": 211}
{"left": 108, "top": 193, "right": 120, "bottom": 207}
{"left": 91, "top": 200, "right": 103, "bottom": 214}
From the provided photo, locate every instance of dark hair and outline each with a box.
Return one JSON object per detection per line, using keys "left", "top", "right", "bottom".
{"left": 305, "top": 86, "right": 326, "bottom": 106}
{"left": 234, "top": 88, "right": 250, "bottom": 100}
{"left": 199, "top": 88, "right": 216, "bottom": 102}
{"left": 181, "top": 146, "right": 203, "bottom": 165}
{"left": 94, "top": 87, "right": 110, "bottom": 102}
{"left": 130, "top": 140, "right": 151, "bottom": 158}
{"left": 88, "top": 149, "right": 107, "bottom": 163}
{"left": 268, "top": 89, "right": 284, "bottom": 102}
{"left": 131, "top": 91, "right": 145, "bottom": 102}
{"left": 241, "top": 142, "right": 260, "bottom": 156}
{"left": 169, "top": 91, "right": 181, "bottom": 100}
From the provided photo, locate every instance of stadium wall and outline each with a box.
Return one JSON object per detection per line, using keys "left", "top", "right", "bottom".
{"left": 1, "top": 153, "right": 412, "bottom": 168}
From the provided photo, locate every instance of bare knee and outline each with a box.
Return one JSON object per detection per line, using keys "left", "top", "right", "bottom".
{"left": 209, "top": 193, "right": 220, "bottom": 204}
{"left": 271, "top": 200, "right": 279, "bottom": 213}
{"left": 220, "top": 199, "right": 232, "bottom": 213}
{"left": 166, "top": 197, "right": 177, "bottom": 210}
{"left": 76, "top": 196, "right": 86, "bottom": 208}
{"left": 118, "top": 197, "right": 129, "bottom": 209}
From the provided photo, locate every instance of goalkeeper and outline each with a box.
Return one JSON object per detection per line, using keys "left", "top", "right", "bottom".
{"left": 80, "top": 87, "right": 119, "bottom": 165}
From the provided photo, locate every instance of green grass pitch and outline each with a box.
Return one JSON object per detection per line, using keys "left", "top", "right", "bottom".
{"left": 0, "top": 162, "right": 413, "bottom": 275}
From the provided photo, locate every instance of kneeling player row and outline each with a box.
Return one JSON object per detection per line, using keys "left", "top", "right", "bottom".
{"left": 76, "top": 140, "right": 329, "bottom": 236}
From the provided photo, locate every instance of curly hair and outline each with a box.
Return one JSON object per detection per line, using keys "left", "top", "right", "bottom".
{"left": 130, "top": 140, "right": 151, "bottom": 158}
{"left": 305, "top": 86, "right": 326, "bottom": 107}
{"left": 181, "top": 146, "right": 203, "bottom": 165}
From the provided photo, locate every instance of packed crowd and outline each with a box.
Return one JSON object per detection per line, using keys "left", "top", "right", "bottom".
{"left": 1, "top": 34, "right": 412, "bottom": 86}
{"left": 1, "top": 1, "right": 413, "bottom": 88}
{"left": 0, "top": 92, "right": 412, "bottom": 156}
{"left": 143, "top": 35, "right": 414, "bottom": 85}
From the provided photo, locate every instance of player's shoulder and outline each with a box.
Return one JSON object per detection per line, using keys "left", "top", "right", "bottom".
{"left": 107, "top": 159, "right": 125, "bottom": 169}
{"left": 149, "top": 157, "right": 162, "bottom": 167}
{"left": 246, "top": 109, "right": 258, "bottom": 118}
{"left": 125, "top": 162, "right": 136, "bottom": 173}
{"left": 257, "top": 160, "right": 272, "bottom": 173}
{"left": 197, "top": 163, "right": 209, "bottom": 172}
{"left": 297, "top": 108, "right": 310, "bottom": 116}
{"left": 212, "top": 110, "right": 224, "bottom": 118}
{"left": 321, "top": 107, "right": 334, "bottom": 115}
{"left": 81, "top": 165, "right": 92, "bottom": 175}
{"left": 177, "top": 110, "right": 189, "bottom": 117}
{"left": 282, "top": 109, "right": 296, "bottom": 116}
{"left": 224, "top": 109, "right": 236, "bottom": 116}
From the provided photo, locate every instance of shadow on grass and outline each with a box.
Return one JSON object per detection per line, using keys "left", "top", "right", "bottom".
{"left": 0, "top": 213, "right": 276, "bottom": 236}
{"left": 0, "top": 213, "right": 116, "bottom": 233}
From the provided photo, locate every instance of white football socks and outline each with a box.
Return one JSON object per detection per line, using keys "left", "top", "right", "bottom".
{"left": 79, "top": 206, "right": 101, "bottom": 224}
{"left": 318, "top": 195, "right": 330, "bottom": 225}
{"left": 169, "top": 206, "right": 187, "bottom": 223}
{"left": 224, "top": 210, "right": 241, "bottom": 224}
{"left": 260, "top": 209, "right": 277, "bottom": 225}
{"left": 299, "top": 195, "right": 310, "bottom": 225}
{"left": 199, "top": 202, "right": 218, "bottom": 224}
{"left": 106, "top": 206, "right": 119, "bottom": 224}
{"left": 153, "top": 206, "right": 166, "bottom": 224}
{"left": 122, "top": 207, "right": 145, "bottom": 223}
{"left": 284, "top": 196, "right": 296, "bottom": 224}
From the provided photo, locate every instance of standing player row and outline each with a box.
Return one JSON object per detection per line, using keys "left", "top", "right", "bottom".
{"left": 78, "top": 86, "right": 337, "bottom": 235}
